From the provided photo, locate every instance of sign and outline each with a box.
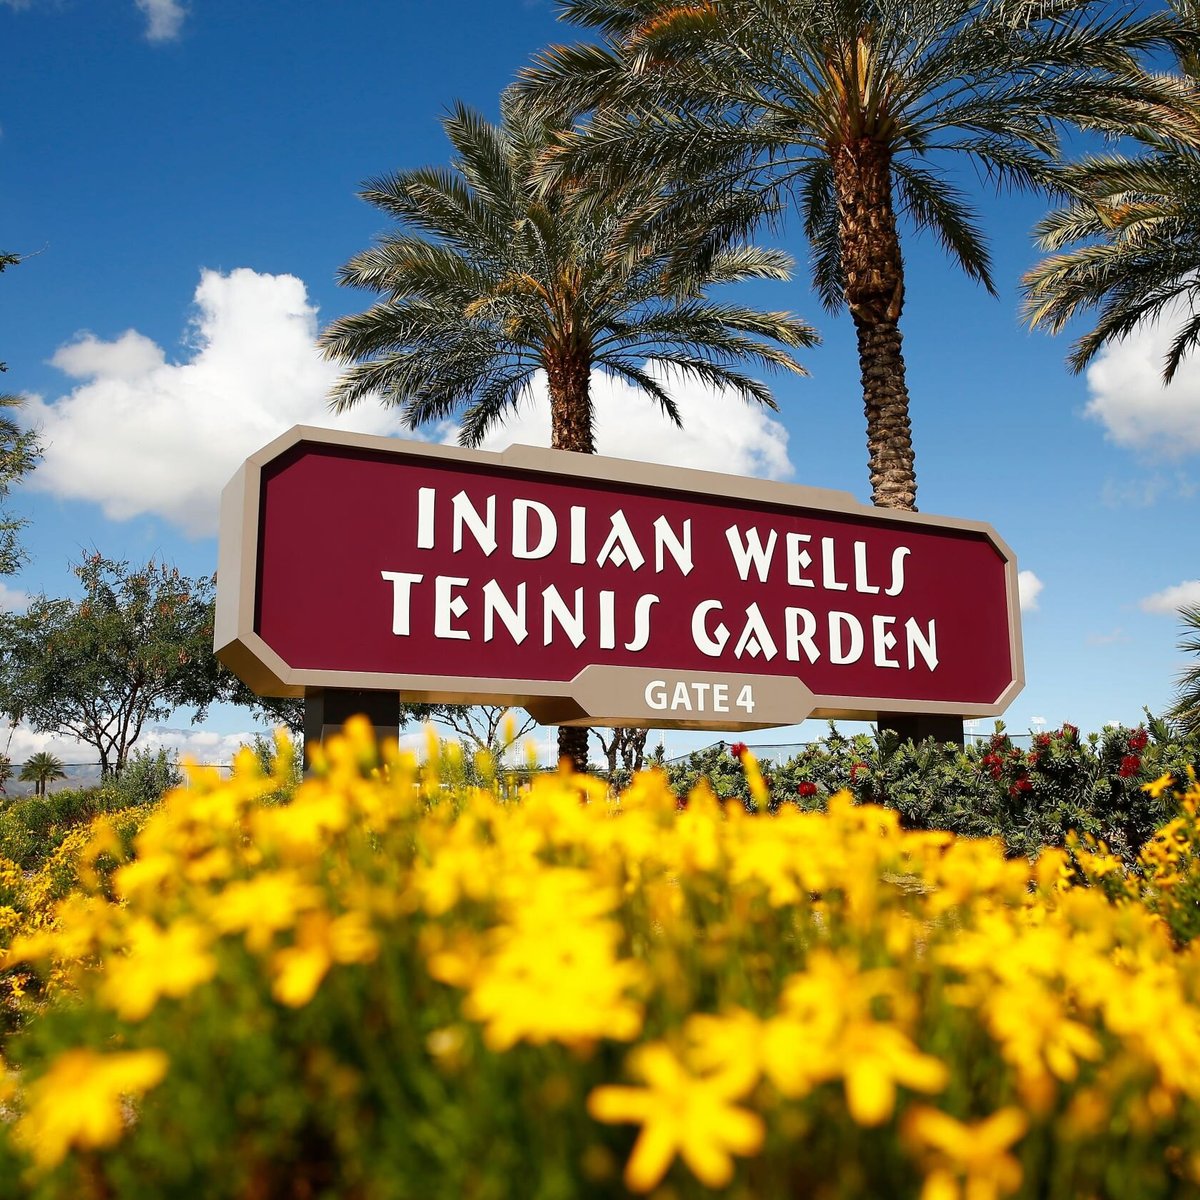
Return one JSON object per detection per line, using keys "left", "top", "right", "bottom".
{"left": 214, "top": 427, "right": 1023, "bottom": 731}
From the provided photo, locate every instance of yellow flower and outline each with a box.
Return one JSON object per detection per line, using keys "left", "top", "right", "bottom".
{"left": 835, "top": 1021, "right": 949, "bottom": 1126}
{"left": 588, "top": 1042, "right": 764, "bottom": 1192}
{"left": 101, "top": 916, "right": 217, "bottom": 1021}
{"left": 14, "top": 1048, "right": 168, "bottom": 1170}
{"left": 208, "top": 870, "right": 323, "bottom": 952}
{"left": 271, "top": 910, "right": 379, "bottom": 1008}
{"left": 903, "top": 1106, "right": 1027, "bottom": 1200}
{"left": 1145, "top": 772, "right": 1176, "bottom": 799}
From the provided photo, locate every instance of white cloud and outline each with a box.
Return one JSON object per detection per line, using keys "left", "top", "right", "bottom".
{"left": 1084, "top": 304, "right": 1200, "bottom": 458}
{"left": 1018, "top": 570, "right": 1043, "bottom": 612}
{"left": 1140, "top": 579, "right": 1200, "bottom": 614}
{"left": 0, "top": 0, "right": 184, "bottom": 40}
{"left": 29, "top": 268, "right": 404, "bottom": 537}
{"left": 28, "top": 270, "right": 795, "bottom": 537}
{"left": 136, "top": 0, "right": 185, "bottom": 41}
{"left": 443, "top": 366, "right": 794, "bottom": 481}
{"left": 52, "top": 329, "right": 165, "bottom": 380}
{"left": 0, "top": 581, "right": 27, "bottom": 612}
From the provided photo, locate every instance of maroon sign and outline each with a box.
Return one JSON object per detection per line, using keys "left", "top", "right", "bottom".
{"left": 214, "top": 427, "right": 1023, "bottom": 731}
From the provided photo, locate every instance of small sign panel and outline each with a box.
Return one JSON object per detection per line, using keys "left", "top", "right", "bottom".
{"left": 214, "top": 427, "right": 1023, "bottom": 731}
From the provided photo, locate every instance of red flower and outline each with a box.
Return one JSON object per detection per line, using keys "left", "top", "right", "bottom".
{"left": 982, "top": 752, "right": 1004, "bottom": 780}
{"left": 729, "top": 742, "right": 748, "bottom": 760}
{"left": 1128, "top": 729, "right": 1149, "bottom": 752}
{"left": 1034, "top": 733, "right": 1052, "bottom": 749}
{"left": 797, "top": 781, "right": 818, "bottom": 797}
{"left": 1061, "top": 723, "right": 1078, "bottom": 740}
{"left": 1009, "top": 777, "right": 1032, "bottom": 795}
{"left": 1118, "top": 755, "right": 1141, "bottom": 778}
{"left": 1027, "top": 751, "right": 1040, "bottom": 767}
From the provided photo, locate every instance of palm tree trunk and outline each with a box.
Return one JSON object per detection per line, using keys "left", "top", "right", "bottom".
{"left": 831, "top": 137, "right": 917, "bottom": 512}
{"left": 547, "top": 345, "right": 595, "bottom": 771}
{"left": 547, "top": 349, "right": 595, "bottom": 456}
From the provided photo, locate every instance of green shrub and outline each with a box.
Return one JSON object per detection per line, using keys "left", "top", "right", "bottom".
{"left": 667, "top": 715, "right": 1200, "bottom": 859}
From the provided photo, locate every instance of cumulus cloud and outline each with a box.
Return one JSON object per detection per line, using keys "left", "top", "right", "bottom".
{"left": 29, "top": 268, "right": 796, "bottom": 537}
{"left": 0, "top": 581, "right": 27, "bottom": 612}
{"left": 1018, "top": 570, "right": 1043, "bottom": 612}
{"left": 1084, "top": 304, "right": 1200, "bottom": 458}
{"left": 1140, "top": 579, "right": 1200, "bottom": 615}
{"left": 28, "top": 269, "right": 405, "bottom": 536}
{"left": 135, "top": 0, "right": 185, "bottom": 41}
{"left": 443, "top": 366, "right": 794, "bottom": 481}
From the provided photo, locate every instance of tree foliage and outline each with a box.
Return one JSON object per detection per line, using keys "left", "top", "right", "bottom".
{"left": 0, "top": 555, "right": 223, "bottom": 776}
{"left": 0, "top": 255, "right": 41, "bottom": 575}
{"left": 1169, "top": 604, "right": 1200, "bottom": 737}
{"left": 0, "top": 396, "right": 41, "bottom": 577}
{"left": 319, "top": 87, "right": 816, "bottom": 455}
{"left": 1023, "top": 0, "right": 1200, "bottom": 383}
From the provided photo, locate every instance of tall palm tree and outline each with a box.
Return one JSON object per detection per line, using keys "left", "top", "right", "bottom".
{"left": 320, "top": 87, "right": 817, "bottom": 769}
{"left": 1023, "top": 3, "right": 1200, "bottom": 383}
{"left": 519, "top": 0, "right": 1187, "bottom": 510}
{"left": 1169, "top": 604, "right": 1200, "bottom": 736}
{"left": 320, "top": 90, "right": 816, "bottom": 452}
{"left": 19, "top": 751, "right": 66, "bottom": 798}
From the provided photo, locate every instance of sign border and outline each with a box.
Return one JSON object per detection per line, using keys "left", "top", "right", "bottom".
{"left": 214, "top": 425, "right": 1025, "bottom": 729}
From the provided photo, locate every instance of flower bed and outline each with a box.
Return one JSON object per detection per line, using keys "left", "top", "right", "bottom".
{"left": 1, "top": 721, "right": 1199, "bottom": 1198}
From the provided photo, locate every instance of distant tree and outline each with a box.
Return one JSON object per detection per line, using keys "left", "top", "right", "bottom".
{"left": 0, "top": 755, "right": 11, "bottom": 796}
{"left": 0, "top": 555, "right": 223, "bottom": 776}
{"left": 432, "top": 706, "right": 538, "bottom": 761}
{"left": 18, "top": 751, "right": 66, "bottom": 797}
{"left": 1169, "top": 605, "right": 1200, "bottom": 737}
{"left": 592, "top": 725, "right": 649, "bottom": 777}
{"left": 0, "top": 253, "right": 43, "bottom": 573}
{"left": 0, "top": 395, "right": 41, "bottom": 577}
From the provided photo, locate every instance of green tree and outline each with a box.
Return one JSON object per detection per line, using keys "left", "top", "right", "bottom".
{"left": 1169, "top": 604, "right": 1200, "bottom": 736}
{"left": 520, "top": 0, "right": 1187, "bottom": 510}
{"left": 1023, "top": 2, "right": 1200, "bottom": 383}
{"left": 0, "top": 395, "right": 40, "bottom": 577}
{"left": 0, "top": 555, "right": 224, "bottom": 776}
{"left": 17, "top": 751, "right": 66, "bottom": 797}
{"left": 0, "top": 255, "right": 41, "bottom": 575}
{"left": 320, "top": 87, "right": 816, "bottom": 768}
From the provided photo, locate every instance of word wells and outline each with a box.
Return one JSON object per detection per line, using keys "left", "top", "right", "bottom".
{"left": 379, "top": 484, "right": 939, "bottom": 673}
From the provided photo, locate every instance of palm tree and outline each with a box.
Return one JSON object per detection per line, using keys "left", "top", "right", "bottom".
{"left": 19, "top": 751, "right": 66, "bottom": 798}
{"left": 320, "top": 87, "right": 817, "bottom": 769}
{"left": 519, "top": 0, "right": 1187, "bottom": 510}
{"left": 320, "top": 90, "right": 815, "bottom": 452}
{"left": 1023, "top": 3, "right": 1200, "bottom": 383}
{"left": 1169, "top": 605, "right": 1200, "bottom": 737}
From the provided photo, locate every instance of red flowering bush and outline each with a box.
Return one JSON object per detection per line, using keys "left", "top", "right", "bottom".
{"left": 796, "top": 781, "right": 818, "bottom": 798}
{"left": 1119, "top": 754, "right": 1142, "bottom": 778}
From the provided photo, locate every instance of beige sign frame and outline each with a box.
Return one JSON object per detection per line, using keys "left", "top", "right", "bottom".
{"left": 214, "top": 425, "right": 1025, "bottom": 732}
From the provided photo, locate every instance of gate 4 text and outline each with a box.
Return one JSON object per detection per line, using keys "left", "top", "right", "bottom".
{"left": 645, "top": 679, "right": 755, "bottom": 715}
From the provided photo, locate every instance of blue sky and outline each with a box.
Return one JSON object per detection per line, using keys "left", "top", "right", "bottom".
{"left": 1, "top": 0, "right": 1197, "bottom": 765}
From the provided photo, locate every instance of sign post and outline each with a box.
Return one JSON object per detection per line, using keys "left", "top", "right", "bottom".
{"left": 215, "top": 426, "right": 1023, "bottom": 748}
